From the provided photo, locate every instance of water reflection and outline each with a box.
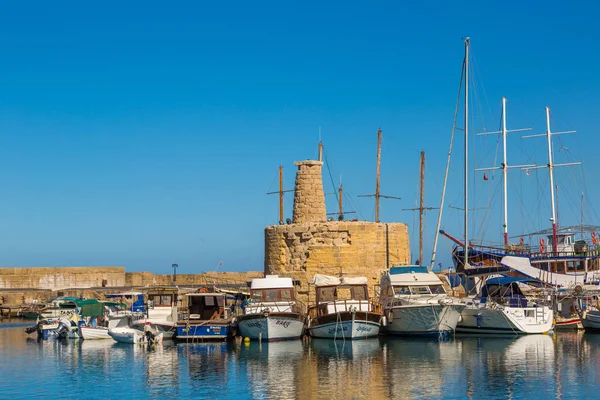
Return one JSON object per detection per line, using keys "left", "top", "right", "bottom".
{"left": 4, "top": 320, "right": 600, "bottom": 400}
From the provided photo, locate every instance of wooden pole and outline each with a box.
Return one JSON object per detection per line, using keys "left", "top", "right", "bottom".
{"left": 375, "top": 129, "right": 382, "bottom": 223}
{"left": 338, "top": 185, "right": 343, "bottom": 220}
{"left": 419, "top": 151, "right": 425, "bottom": 265}
{"left": 278, "top": 165, "right": 284, "bottom": 224}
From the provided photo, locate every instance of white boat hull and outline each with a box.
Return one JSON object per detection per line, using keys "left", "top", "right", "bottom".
{"left": 109, "top": 328, "right": 164, "bottom": 344}
{"left": 237, "top": 313, "right": 305, "bottom": 341}
{"left": 383, "top": 304, "right": 465, "bottom": 336}
{"left": 308, "top": 319, "right": 380, "bottom": 339}
{"left": 457, "top": 305, "right": 553, "bottom": 334}
{"left": 79, "top": 326, "right": 111, "bottom": 340}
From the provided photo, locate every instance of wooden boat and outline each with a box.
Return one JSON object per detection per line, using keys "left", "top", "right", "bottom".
{"left": 236, "top": 275, "right": 306, "bottom": 341}
{"left": 307, "top": 274, "right": 381, "bottom": 340}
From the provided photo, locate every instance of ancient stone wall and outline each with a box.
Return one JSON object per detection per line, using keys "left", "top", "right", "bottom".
{"left": 264, "top": 221, "right": 410, "bottom": 302}
{"left": 0, "top": 267, "right": 126, "bottom": 290}
{"left": 292, "top": 160, "right": 326, "bottom": 224}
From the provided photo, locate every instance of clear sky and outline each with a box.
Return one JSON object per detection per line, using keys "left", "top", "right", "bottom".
{"left": 0, "top": 1, "right": 598, "bottom": 273}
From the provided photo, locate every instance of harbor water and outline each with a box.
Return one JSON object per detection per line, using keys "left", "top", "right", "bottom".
{"left": 1, "top": 321, "right": 598, "bottom": 399}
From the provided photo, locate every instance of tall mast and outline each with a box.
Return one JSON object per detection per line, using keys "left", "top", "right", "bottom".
{"left": 464, "top": 37, "right": 470, "bottom": 266}
{"left": 375, "top": 128, "right": 382, "bottom": 223}
{"left": 501, "top": 98, "right": 509, "bottom": 246}
{"left": 546, "top": 107, "right": 559, "bottom": 254}
{"left": 279, "top": 165, "right": 284, "bottom": 224}
{"left": 419, "top": 151, "right": 425, "bottom": 265}
{"left": 476, "top": 98, "right": 531, "bottom": 245}
{"left": 523, "top": 107, "right": 580, "bottom": 254}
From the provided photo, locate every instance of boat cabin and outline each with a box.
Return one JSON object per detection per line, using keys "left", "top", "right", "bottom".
{"left": 247, "top": 275, "right": 297, "bottom": 313}
{"left": 310, "top": 274, "right": 371, "bottom": 318}
{"left": 180, "top": 292, "right": 231, "bottom": 321}
{"left": 480, "top": 276, "right": 542, "bottom": 308}
{"left": 380, "top": 265, "right": 447, "bottom": 298}
{"left": 546, "top": 233, "right": 576, "bottom": 254}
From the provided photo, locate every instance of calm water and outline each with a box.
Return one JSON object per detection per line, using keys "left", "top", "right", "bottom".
{"left": 0, "top": 321, "right": 598, "bottom": 399}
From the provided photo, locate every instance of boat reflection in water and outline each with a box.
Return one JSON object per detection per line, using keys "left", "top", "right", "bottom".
{"left": 237, "top": 340, "right": 304, "bottom": 399}
{"left": 179, "top": 342, "right": 231, "bottom": 398}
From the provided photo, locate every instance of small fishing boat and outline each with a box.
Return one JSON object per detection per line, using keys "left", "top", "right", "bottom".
{"left": 176, "top": 290, "right": 235, "bottom": 341}
{"left": 107, "top": 312, "right": 168, "bottom": 344}
{"left": 236, "top": 275, "right": 306, "bottom": 341}
{"left": 379, "top": 265, "right": 465, "bottom": 336}
{"left": 79, "top": 301, "right": 128, "bottom": 340}
{"left": 307, "top": 274, "right": 381, "bottom": 340}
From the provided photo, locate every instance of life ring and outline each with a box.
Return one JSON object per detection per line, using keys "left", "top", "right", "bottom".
{"left": 540, "top": 238, "right": 545, "bottom": 254}
{"left": 199, "top": 287, "right": 208, "bottom": 293}
{"left": 592, "top": 232, "right": 598, "bottom": 245}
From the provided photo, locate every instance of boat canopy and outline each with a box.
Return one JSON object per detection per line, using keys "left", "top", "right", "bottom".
{"left": 386, "top": 265, "right": 442, "bottom": 285}
{"left": 313, "top": 274, "right": 368, "bottom": 286}
{"left": 485, "top": 276, "right": 542, "bottom": 287}
{"left": 390, "top": 265, "right": 429, "bottom": 275}
{"left": 80, "top": 303, "right": 105, "bottom": 318}
{"left": 250, "top": 275, "right": 293, "bottom": 289}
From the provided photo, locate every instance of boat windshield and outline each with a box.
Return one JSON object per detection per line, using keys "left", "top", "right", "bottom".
{"left": 393, "top": 285, "right": 446, "bottom": 295}
{"left": 317, "top": 285, "right": 368, "bottom": 302}
{"left": 251, "top": 288, "right": 295, "bottom": 303}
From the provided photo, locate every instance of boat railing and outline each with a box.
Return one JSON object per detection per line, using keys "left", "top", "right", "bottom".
{"left": 307, "top": 299, "right": 372, "bottom": 318}
{"left": 460, "top": 242, "right": 600, "bottom": 259}
{"left": 245, "top": 299, "right": 307, "bottom": 315}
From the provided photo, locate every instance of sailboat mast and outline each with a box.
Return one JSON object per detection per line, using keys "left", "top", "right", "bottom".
{"left": 464, "top": 37, "right": 470, "bottom": 265}
{"left": 501, "top": 97, "right": 509, "bottom": 246}
{"left": 419, "top": 151, "right": 425, "bottom": 265}
{"left": 375, "top": 129, "right": 382, "bottom": 223}
{"left": 545, "top": 107, "right": 559, "bottom": 254}
{"left": 279, "top": 166, "right": 284, "bottom": 224}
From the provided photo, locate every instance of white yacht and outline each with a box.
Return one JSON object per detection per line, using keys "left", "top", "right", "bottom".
{"left": 456, "top": 275, "right": 554, "bottom": 334}
{"left": 236, "top": 275, "right": 306, "bottom": 341}
{"left": 379, "top": 265, "right": 465, "bottom": 336}
{"left": 307, "top": 274, "right": 381, "bottom": 340}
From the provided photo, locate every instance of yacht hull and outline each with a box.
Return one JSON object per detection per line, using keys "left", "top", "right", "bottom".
{"left": 382, "top": 304, "right": 464, "bottom": 336}
{"left": 457, "top": 305, "right": 553, "bottom": 334}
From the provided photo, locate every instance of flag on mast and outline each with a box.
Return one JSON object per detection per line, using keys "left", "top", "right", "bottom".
{"left": 483, "top": 173, "right": 488, "bottom": 181}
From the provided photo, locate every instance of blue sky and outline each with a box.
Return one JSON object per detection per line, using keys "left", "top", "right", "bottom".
{"left": 0, "top": 1, "right": 598, "bottom": 273}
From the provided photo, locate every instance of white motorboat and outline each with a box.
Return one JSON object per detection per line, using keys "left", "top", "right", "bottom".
{"left": 307, "top": 274, "right": 381, "bottom": 340}
{"left": 108, "top": 313, "right": 171, "bottom": 344}
{"left": 379, "top": 265, "right": 465, "bottom": 336}
{"left": 456, "top": 276, "right": 554, "bottom": 334}
{"left": 236, "top": 275, "right": 306, "bottom": 341}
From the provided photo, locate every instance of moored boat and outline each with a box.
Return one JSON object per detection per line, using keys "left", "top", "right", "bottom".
{"left": 307, "top": 274, "right": 381, "bottom": 340}
{"left": 379, "top": 265, "right": 465, "bottom": 336}
{"left": 176, "top": 290, "right": 234, "bottom": 341}
{"left": 236, "top": 275, "right": 306, "bottom": 341}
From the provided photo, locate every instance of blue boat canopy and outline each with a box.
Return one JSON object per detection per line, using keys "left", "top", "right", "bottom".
{"left": 390, "top": 265, "right": 429, "bottom": 275}
{"left": 485, "top": 276, "right": 542, "bottom": 286}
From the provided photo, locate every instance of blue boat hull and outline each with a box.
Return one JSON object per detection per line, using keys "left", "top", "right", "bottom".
{"left": 176, "top": 324, "right": 231, "bottom": 340}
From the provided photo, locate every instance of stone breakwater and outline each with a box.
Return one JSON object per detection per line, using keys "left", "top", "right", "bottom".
{"left": 0, "top": 268, "right": 262, "bottom": 307}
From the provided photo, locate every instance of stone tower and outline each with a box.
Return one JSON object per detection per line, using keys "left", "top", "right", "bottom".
{"left": 264, "top": 157, "right": 411, "bottom": 302}
{"left": 292, "top": 160, "right": 326, "bottom": 224}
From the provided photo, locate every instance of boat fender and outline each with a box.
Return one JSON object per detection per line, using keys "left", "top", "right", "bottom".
{"left": 386, "top": 310, "right": 394, "bottom": 323}
{"left": 380, "top": 315, "right": 387, "bottom": 327}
